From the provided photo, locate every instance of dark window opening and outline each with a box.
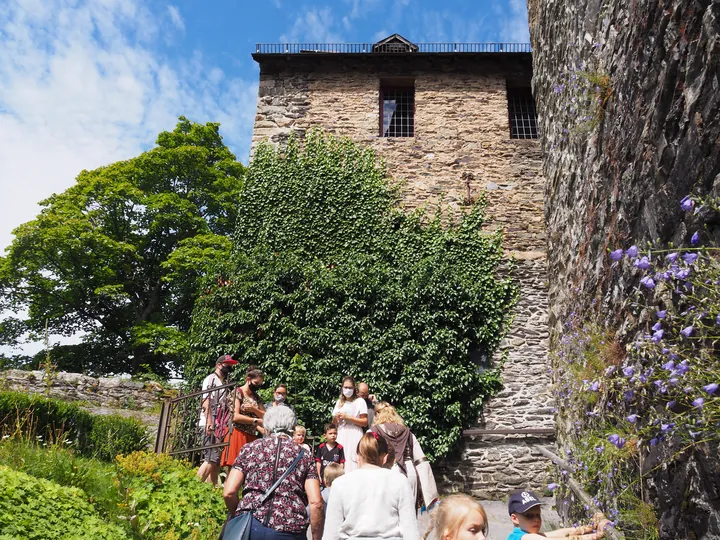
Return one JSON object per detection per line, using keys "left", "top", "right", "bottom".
{"left": 507, "top": 87, "right": 538, "bottom": 139}
{"left": 380, "top": 87, "right": 414, "bottom": 137}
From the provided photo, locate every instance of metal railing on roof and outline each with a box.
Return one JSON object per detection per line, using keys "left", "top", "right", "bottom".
{"left": 254, "top": 42, "right": 532, "bottom": 55}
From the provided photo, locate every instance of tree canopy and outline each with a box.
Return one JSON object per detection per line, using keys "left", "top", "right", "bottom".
{"left": 186, "top": 130, "right": 518, "bottom": 459}
{"left": 0, "top": 117, "right": 244, "bottom": 376}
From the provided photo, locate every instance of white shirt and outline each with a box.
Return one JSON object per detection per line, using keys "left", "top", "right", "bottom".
{"left": 332, "top": 398, "right": 368, "bottom": 424}
{"left": 198, "top": 373, "right": 222, "bottom": 427}
{"left": 322, "top": 467, "right": 420, "bottom": 540}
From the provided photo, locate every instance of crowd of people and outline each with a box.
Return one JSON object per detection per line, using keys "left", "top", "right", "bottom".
{"left": 197, "top": 356, "right": 612, "bottom": 540}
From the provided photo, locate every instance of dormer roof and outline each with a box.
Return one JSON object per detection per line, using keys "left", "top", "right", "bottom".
{"left": 372, "top": 34, "right": 418, "bottom": 53}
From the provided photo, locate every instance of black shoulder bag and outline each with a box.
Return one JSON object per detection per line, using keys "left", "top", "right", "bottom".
{"left": 220, "top": 438, "right": 305, "bottom": 540}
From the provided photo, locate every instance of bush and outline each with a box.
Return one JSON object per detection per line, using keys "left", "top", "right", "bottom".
{"left": 186, "top": 130, "right": 517, "bottom": 459}
{"left": 0, "top": 465, "right": 128, "bottom": 539}
{"left": 116, "top": 451, "right": 226, "bottom": 539}
{"left": 0, "top": 391, "right": 149, "bottom": 461}
{"left": 0, "top": 438, "right": 125, "bottom": 525}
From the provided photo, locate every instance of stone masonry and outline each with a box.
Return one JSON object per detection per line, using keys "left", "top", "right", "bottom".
{"left": 1, "top": 369, "right": 169, "bottom": 440}
{"left": 529, "top": 0, "right": 720, "bottom": 535}
{"left": 251, "top": 50, "right": 554, "bottom": 497}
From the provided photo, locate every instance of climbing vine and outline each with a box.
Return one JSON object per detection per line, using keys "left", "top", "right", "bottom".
{"left": 186, "top": 130, "right": 518, "bottom": 459}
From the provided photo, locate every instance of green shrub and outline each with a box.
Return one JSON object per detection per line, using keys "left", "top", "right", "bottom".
{"left": 116, "top": 451, "right": 225, "bottom": 539}
{"left": 0, "top": 439, "right": 125, "bottom": 525}
{"left": 0, "top": 465, "right": 128, "bottom": 539}
{"left": 0, "top": 391, "right": 149, "bottom": 461}
{"left": 186, "top": 130, "right": 517, "bottom": 460}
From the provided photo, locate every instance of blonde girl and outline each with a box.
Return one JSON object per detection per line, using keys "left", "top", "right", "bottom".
{"left": 423, "top": 494, "right": 488, "bottom": 540}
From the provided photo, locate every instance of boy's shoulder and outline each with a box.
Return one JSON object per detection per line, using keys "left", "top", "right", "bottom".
{"left": 335, "top": 443, "right": 343, "bottom": 450}
{"left": 318, "top": 443, "right": 326, "bottom": 449}
{"left": 507, "top": 527, "right": 532, "bottom": 540}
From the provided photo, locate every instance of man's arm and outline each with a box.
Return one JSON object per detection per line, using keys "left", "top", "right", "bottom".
{"left": 201, "top": 397, "right": 213, "bottom": 435}
{"left": 305, "top": 478, "right": 324, "bottom": 540}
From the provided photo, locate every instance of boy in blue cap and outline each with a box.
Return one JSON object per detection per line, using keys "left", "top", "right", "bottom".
{"left": 506, "top": 490, "right": 609, "bottom": 540}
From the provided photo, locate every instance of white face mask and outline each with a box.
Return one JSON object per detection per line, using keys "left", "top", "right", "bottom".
{"left": 274, "top": 393, "right": 286, "bottom": 403}
{"left": 342, "top": 388, "right": 354, "bottom": 398}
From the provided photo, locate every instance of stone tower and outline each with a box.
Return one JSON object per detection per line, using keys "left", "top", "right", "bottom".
{"left": 250, "top": 34, "right": 554, "bottom": 496}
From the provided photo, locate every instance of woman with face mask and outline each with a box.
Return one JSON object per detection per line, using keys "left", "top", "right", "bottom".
{"left": 220, "top": 365, "right": 266, "bottom": 467}
{"left": 331, "top": 375, "right": 368, "bottom": 473}
{"left": 264, "top": 384, "right": 295, "bottom": 412}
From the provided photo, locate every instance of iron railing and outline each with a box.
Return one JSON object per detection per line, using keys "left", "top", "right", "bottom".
{"left": 254, "top": 42, "right": 532, "bottom": 55}
{"left": 155, "top": 381, "right": 237, "bottom": 463}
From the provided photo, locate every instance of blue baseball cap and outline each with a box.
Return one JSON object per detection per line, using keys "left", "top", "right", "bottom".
{"left": 508, "top": 490, "right": 543, "bottom": 515}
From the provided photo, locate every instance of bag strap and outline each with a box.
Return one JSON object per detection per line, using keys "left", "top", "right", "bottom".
{"left": 260, "top": 441, "right": 306, "bottom": 505}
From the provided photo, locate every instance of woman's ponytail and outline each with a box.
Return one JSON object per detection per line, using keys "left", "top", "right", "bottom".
{"left": 356, "top": 430, "right": 389, "bottom": 467}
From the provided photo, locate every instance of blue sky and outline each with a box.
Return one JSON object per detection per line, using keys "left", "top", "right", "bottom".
{"left": 0, "top": 0, "right": 530, "bottom": 251}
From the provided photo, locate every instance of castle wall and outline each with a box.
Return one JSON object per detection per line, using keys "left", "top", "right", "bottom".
{"left": 528, "top": 0, "right": 720, "bottom": 534}
{"left": 252, "top": 54, "right": 554, "bottom": 496}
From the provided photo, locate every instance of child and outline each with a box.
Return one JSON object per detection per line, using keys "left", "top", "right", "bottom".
{"left": 321, "top": 462, "right": 345, "bottom": 509}
{"left": 293, "top": 425, "right": 312, "bottom": 453}
{"left": 315, "top": 423, "right": 345, "bottom": 485}
{"left": 507, "top": 490, "right": 609, "bottom": 540}
{"left": 423, "top": 494, "right": 488, "bottom": 540}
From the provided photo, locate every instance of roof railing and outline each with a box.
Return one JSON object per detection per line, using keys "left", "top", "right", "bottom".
{"left": 254, "top": 42, "right": 532, "bottom": 55}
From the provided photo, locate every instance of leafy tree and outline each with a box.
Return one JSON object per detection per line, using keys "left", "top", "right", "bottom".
{"left": 0, "top": 117, "right": 244, "bottom": 376}
{"left": 186, "top": 130, "right": 517, "bottom": 459}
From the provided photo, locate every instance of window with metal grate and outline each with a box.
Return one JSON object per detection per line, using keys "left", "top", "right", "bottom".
{"left": 380, "top": 87, "right": 414, "bottom": 137}
{"left": 507, "top": 87, "right": 539, "bottom": 139}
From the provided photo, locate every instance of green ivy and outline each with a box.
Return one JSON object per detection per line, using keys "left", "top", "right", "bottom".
{"left": 186, "top": 130, "right": 517, "bottom": 459}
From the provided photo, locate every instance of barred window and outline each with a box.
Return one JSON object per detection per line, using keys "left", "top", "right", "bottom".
{"left": 380, "top": 87, "right": 414, "bottom": 137}
{"left": 507, "top": 87, "right": 538, "bottom": 139}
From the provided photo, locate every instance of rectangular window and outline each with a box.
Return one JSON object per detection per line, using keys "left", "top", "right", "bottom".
{"left": 507, "top": 87, "right": 539, "bottom": 139}
{"left": 380, "top": 86, "right": 414, "bottom": 137}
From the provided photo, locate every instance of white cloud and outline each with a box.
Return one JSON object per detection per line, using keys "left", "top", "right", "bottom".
{"left": 280, "top": 8, "right": 344, "bottom": 43}
{"left": 502, "top": 0, "right": 530, "bottom": 42}
{"left": 0, "top": 0, "right": 258, "bottom": 253}
{"left": 167, "top": 4, "right": 185, "bottom": 32}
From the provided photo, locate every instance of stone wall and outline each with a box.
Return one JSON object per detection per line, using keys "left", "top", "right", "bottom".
{"left": 0, "top": 369, "right": 168, "bottom": 438}
{"left": 252, "top": 53, "right": 553, "bottom": 496}
{"left": 529, "top": 0, "right": 720, "bottom": 535}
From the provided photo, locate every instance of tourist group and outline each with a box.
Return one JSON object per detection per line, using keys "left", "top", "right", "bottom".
{"left": 196, "top": 356, "right": 612, "bottom": 540}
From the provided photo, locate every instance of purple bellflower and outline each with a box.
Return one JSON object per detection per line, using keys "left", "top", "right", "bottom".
{"left": 609, "top": 249, "right": 623, "bottom": 261}
{"left": 683, "top": 253, "right": 699, "bottom": 265}
{"left": 626, "top": 245, "right": 639, "bottom": 258}
{"left": 693, "top": 397, "right": 705, "bottom": 409}
{"left": 657, "top": 310, "right": 667, "bottom": 319}
{"left": 691, "top": 232, "right": 700, "bottom": 245}
{"left": 681, "top": 326, "right": 694, "bottom": 338}
{"left": 607, "top": 434, "right": 626, "bottom": 449}
{"left": 703, "top": 383, "right": 718, "bottom": 395}
{"left": 627, "top": 414, "right": 638, "bottom": 423}
{"left": 680, "top": 196, "right": 695, "bottom": 212}
{"left": 634, "top": 256, "right": 651, "bottom": 270}
{"left": 640, "top": 276, "right": 656, "bottom": 289}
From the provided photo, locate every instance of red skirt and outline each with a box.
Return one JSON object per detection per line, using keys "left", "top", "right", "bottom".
{"left": 221, "top": 428, "right": 258, "bottom": 466}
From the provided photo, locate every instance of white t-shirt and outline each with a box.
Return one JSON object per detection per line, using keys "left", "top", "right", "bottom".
{"left": 332, "top": 397, "right": 368, "bottom": 422}
{"left": 322, "top": 467, "right": 420, "bottom": 540}
{"left": 198, "top": 373, "right": 223, "bottom": 427}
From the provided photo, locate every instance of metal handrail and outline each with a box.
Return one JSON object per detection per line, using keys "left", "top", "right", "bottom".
{"left": 538, "top": 446, "right": 623, "bottom": 540}
{"left": 254, "top": 42, "right": 532, "bottom": 55}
